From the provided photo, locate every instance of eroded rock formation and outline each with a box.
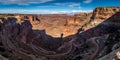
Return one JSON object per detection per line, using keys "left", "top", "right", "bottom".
{"left": 66, "top": 12, "right": 92, "bottom": 26}
{"left": 91, "top": 7, "right": 120, "bottom": 24}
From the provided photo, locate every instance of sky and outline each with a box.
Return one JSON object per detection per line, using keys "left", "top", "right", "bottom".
{"left": 0, "top": 0, "right": 120, "bottom": 14}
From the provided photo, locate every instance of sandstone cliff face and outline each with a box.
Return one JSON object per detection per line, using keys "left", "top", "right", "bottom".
{"left": 66, "top": 12, "right": 92, "bottom": 26}
{"left": 62, "top": 12, "right": 92, "bottom": 37}
{"left": 15, "top": 15, "right": 40, "bottom": 25}
{"left": 91, "top": 7, "right": 120, "bottom": 25}
{"left": 83, "top": 7, "right": 120, "bottom": 31}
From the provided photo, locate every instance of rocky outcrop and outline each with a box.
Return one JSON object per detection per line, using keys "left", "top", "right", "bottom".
{"left": 82, "top": 7, "right": 120, "bottom": 31}
{"left": 91, "top": 7, "right": 120, "bottom": 25}
{"left": 97, "top": 47, "right": 120, "bottom": 60}
{"left": 15, "top": 15, "right": 40, "bottom": 25}
{"left": 0, "top": 55, "right": 9, "bottom": 60}
{"left": 66, "top": 12, "right": 92, "bottom": 26}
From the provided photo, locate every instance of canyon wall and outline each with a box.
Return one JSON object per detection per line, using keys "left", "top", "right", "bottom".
{"left": 1, "top": 7, "right": 120, "bottom": 38}
{"left": 66, "top": 12, "right": 92, "bottom": 26}
{"left": 91, "top": 7, "right": 120, "bottom": 25}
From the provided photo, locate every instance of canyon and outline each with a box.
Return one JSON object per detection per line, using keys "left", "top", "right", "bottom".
{"left": 0, "top": 7, "right": 120, "bottom": 60}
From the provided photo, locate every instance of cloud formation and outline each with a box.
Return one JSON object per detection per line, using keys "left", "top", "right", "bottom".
{"left": 54, "top": 2, "right": 81, "bottom": 8}
{"left": 0, "top": 0, "right": 53, "bottom": 5}
{"left": 83, "top": 0, "right": 92, "bottom": 3}
{"left": 0, "top": 9, "right": 92, "bottom": 14}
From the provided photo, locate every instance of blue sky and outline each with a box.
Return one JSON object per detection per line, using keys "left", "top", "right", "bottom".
{"left": 0, "top": 0, "right": 120, "bottom": 14}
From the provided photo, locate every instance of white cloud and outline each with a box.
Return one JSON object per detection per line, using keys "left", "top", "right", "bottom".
{"left": 0, "top": 9, "right": 92, "bottom": 14}
{"left": 54, "top": 2, "right": 81, "bottom": 8}
{"left": 83, "top": 0, "right": 92, "bottom": 4}
{"left": 37, "top": 5, "right": 59, "bottom": 8}
{"left": 68, "top": 3, "right": 80, "bottom": 8}
{"left": 0, "top": 0, "right": 53, "bottom": 5}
